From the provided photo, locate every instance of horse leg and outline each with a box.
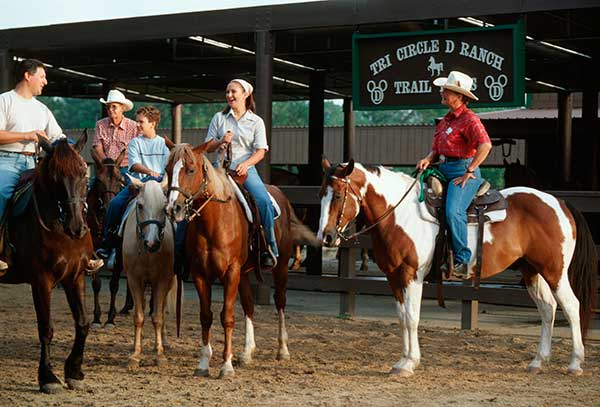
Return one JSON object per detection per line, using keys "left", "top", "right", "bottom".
{"left": 551, "top": 273, "right": 585, "bottom": 375}
{"left": 525, "top": 272, "right": 557, "bottom": 374}
{"left": 193, "top": 275, "right": 213, "bottom": 377}
{"left": 62, "top": 273, "right": 90, "bottom": 390}
{"left": 151, "top": 282, "right": 168, "bottom": 368}
{"left": 105, "top": 254, "right": 122, "bottom": 327}
{"left": 219, "top": 267, "right": 240, "bottom": 378}
{"left": 391, "top": 277, "right": 423, "bottom": 377}
{"left": 127, "top": 276, "right": 145, "bottom": 371}
{"left": 118, "top": 284, "right": 134, "bottom": 315}
{"left": 290, "top": 244, "right": 302, "bottom": 270}
{"left": 273, "top": 263, "right": 290, "bottom": 361}
{"left": 31, "top": 280, "right": 63, "bottom": 393}
{"left": 91, "top": 272, "right": 102, "bottom": 328}
{"left": 237, "top": 272, "right": 256, "bottom": 366}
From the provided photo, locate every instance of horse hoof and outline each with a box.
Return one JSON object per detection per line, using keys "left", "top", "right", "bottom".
{"left": 389, "top": 367, "right": 413, "bottom": 377}
{"left": 193, "top": 368, "right": 210, "bottom": 377}
{"left": 40, "top": 382, "right": 65, "bottom": 394}
{"left": 65, "top": 378, "right": 85, "bottom": 390}
{"left": 155, "top": 355, "right": 168, "bottom": 368}
{"left": 104, "top": 323, "right": 115, "bottom": 330}
{"left": 128, "top": 359, "right": 140, "bottom": 372}
{"left": 568, "top": 368, "right": 583, "bottom": 376}
{"left": 238, "top": 354, "right": 252, "bottom": 367}
{"left": 218, "top": 367, "right": 235, "bottom": 379}
{"left": 527, "top": 366, "right": 542, "bottom": 375}
{"left": 91, "top": 322, "right": 102, "bottom": 329}
{"left": 276, "top": 351, "right": 290, "bottom": 361}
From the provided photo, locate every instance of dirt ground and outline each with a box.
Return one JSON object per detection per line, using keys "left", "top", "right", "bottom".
{"left": 1, "top": 282, "right": 599, "bottom": 407}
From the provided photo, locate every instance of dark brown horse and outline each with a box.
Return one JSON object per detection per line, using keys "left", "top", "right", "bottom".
{"left": 87, "top": 148, "right": 127, "bottom": 327}
{"left": 503, "top": 158, "right": 543, "bottom": 189}
{"left": 166, "top": 143, "right": 318, "bottom": 378}
{"left": 0, "top": 133, "right": 94, "bottom": 393}
{"left": 318, "top": 158, "right": 597, "bottom": 377}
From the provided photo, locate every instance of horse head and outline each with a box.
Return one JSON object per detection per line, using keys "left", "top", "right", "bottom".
{"left": 129, "top": 175, "right": 169, "bottom": 253}
{"left": 317, "top": 157, "right": 363, "bottom": 247}
{"left": 38, "top": 130, "right": 90, "bottom": 239}
{"left": 89, "top": 148, "right": 126, "bottom": 213}
{"left": 166, "top": 142, "right": 210, "bottom": 223}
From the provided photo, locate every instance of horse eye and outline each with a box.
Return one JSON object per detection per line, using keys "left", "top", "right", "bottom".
{"left": 334, "top": 193, "right": 342, "bottom": 200}
{"left": 138, "top": 203, "right": 144, "bottom": 210}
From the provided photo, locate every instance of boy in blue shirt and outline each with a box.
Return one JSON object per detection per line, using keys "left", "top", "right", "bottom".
{"left": 97, "top": 105, "right": 170, "bottom": 258}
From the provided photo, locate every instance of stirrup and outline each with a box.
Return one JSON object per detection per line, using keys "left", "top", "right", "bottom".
{"left": 86, "top": 258, "right": 104, "bottom": 275}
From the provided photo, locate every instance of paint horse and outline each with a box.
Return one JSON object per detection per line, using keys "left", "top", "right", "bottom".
{"left": 122, "top": 177, "right": 176, "bottom": 371}
{"left": 166, "top": 143, "right": 319, "bottom": 378}
{"left": 87, "top": 147, "right": 129, "bottom": 327}
{"left": 0, "top": 134, "right": 95, "bottom": 393}
{"left": 317, "top": 158, "right": 597, "bottom": 377}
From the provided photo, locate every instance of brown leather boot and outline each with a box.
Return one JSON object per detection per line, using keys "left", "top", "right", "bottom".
{"left": 0, "top": 259, "right": 8, "bottom": 277}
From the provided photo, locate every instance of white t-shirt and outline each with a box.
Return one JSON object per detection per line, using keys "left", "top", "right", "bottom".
{"left": 204, "top": 109, "right": 268, "bottom": 170}
{"left": 0, "top": 90, "right": 65, "bottom": 153}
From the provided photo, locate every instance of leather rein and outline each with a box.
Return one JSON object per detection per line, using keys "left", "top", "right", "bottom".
{"left": 335, "top": 172, "right": 421, "bottom": 241}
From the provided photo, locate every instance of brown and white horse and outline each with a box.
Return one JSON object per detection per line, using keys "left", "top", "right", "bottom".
{"left": 166, "top": 143, "right": 318, "bottom": 378}
{"left": 318, "top": 158, "right": 597, "bottom": 377}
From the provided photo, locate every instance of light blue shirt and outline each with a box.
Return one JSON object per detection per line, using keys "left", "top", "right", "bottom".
{"left": 204, "top": 110, "right": 268, "bottom": 170}
{"left": 127, "top": 135, "right": 170, "bottom": 180}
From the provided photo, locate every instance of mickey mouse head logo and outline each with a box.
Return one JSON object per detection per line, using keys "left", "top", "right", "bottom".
{"left": 367, "top": 80, "right": 388, "bottom": 105}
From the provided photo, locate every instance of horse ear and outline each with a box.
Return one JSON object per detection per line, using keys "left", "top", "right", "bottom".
{"left": 342, "top": 159, "right": 355, "bottom": 177}
{"left": 127, "top": 174, "right": 144, "bottom": 189}
{"left": 90, "top": 146, "right": 102, "bottom": 167}
{"left": 516, "top": 158, "right": 521, "bottom": 165}
{"left": 115, "top": 148, "right": 127, "bottom": 168}
{"left": 503, "top": 158, "right": 509, "bottom": 166}
{"left": 321, "top": 155, "right": 331, "bottom": 171}
{"left": 197, "top": 141, "right": 211, "bottom": 155}
{"left": 38, "top": 137, "right": 53, "bottom": 154}
{"left": 73, "top": 129, "right": 88, "bottom": 153}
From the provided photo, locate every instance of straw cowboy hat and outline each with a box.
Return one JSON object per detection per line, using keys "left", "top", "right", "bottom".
{"left": 433, "top": 71, "right": 478, "bottom": 101}
{"left": 99, "top": 89, "right": 134, "bottom": 111}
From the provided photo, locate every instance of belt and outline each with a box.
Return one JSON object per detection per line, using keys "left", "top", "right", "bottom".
{"left": 443, "top": 156, "right": 469, "bottom": 162}
{"left": 0, "top": 150, "right": 36, "bottom": 156}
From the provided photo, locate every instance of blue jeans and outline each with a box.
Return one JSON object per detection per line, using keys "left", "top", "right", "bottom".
{"left": 101, "top": 175, "right": 163, "bottom": 248}
{"left": 439, "top": 158, "right": 483, "bottom": 265}
{"left": 244, "top": 167, "right": 278, "bottom": 257}
{"left": 0, "top": 152, "right": 35, "bottom": 219}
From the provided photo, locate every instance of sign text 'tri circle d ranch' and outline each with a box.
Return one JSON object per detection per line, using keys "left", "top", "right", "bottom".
{"left": 352, "top": 24, "right": 525, "bottom": 110}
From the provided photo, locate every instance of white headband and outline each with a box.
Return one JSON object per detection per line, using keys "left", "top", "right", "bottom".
{"left": 231, "top": 79, "right": 254, "bottom": 95}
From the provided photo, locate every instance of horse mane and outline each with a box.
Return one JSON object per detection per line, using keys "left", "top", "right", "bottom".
{"left": 168, "top": 144, "right": 233, "bottom": 201}
{"left": 45, "top": 139, "right": 86, "bottom": 178}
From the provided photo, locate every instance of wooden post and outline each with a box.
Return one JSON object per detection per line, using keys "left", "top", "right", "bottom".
{"left": 557, "top": 92, "right": 573, "bottom": 186}
{"left": 582, "top": 63, "right": 599, "bottom": 189}
{"left": 253, "top": 29, "right": 274, "bottom": 305}
{"left": 171, "top": 103, "right": 182, "bottom": 144}
{"left": 461, "top": 299, "right": 478, "bottom": 330}
{"left": 343, "top": 97, "right": 355, "bottom": 162}
{"left": 0, "top": 49, "right": 13, "bottom": 93}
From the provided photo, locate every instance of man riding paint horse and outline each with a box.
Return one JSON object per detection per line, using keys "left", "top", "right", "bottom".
{"left": 0, "top": 59, "right": 103, "bottom": 273}
{"left": 416, "top": 71, "right": 492, "bottom": 278}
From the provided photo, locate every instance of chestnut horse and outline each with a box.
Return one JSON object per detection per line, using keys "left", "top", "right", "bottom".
{"left": 87, "top": 148, "right": 128, "bottom": 327}
{"left": 0, "top": 134, "right": 94, "bottom": 393}
{"left": 318, "top": 158, "right": 597, "bottom": 377}
{"left": 166, "top": 143, "right": 318, "bottom": 378}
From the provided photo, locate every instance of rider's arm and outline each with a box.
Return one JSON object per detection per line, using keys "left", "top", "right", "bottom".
{"left": 466, "top": 142, "right": 492, "bottom": 173}
{"left": 0, "top": 130, "right": 41, "bottom": 144}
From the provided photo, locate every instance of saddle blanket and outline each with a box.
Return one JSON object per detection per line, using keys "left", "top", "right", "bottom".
{"left": 227, "top": 175, "right": 280, "bottom": 223}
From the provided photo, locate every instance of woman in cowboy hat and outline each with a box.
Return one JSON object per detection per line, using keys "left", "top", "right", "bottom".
{"left": 416, "top": 70, "right": 492, "bottom": 279}
{"left": 93, "top": 89, "right": 138, "bottom": 178}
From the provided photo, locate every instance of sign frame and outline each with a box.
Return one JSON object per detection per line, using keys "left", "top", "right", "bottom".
{"left": 352, "top": 21, "right": 525, "bottom": 110}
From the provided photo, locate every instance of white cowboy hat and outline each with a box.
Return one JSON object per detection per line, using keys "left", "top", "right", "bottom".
{"left": 433, "top": 71, "right": 479, "bottom": 101}
{"left": 99, "top": 89, "right": 134, "bottom": 111}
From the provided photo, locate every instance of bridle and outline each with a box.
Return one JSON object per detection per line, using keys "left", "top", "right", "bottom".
{"left": 332, "top": 172, "right": 420, "bottom": 241}
{"left": 168, "top": 161, "right": 231, "bottom": 222}
{"left": 135, "top": 203, "right": 166, "bottom": 243}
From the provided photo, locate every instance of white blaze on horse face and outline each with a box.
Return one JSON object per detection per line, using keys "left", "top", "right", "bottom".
{"left": 317, "top": 186, "right": 333, "bottom": 241}
{"left": 167, "top": 159, "right": 184, "bottom": 210}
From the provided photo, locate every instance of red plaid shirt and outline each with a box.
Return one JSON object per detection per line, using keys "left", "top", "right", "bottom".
{"left": 93, "top": 117, "right": 138, "bottom": 167}
{"left": 431, "top": 104, "right": 490, "bottom": 158}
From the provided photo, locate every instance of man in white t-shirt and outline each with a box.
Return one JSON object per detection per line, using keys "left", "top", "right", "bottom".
{"left": 0, "top": 59, "right": 103, "bottom": 273}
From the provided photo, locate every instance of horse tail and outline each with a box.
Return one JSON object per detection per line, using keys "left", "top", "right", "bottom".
{"left": 166, "top": 274, "right": 180, "bottom": 315}
{"left": 289, "top": 204, "right": 321, "bottom": 247}
{"left": 565, "top": 200, "right": 598, "bottom": 340}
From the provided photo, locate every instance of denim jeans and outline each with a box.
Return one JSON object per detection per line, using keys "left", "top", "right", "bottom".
{"left": 0, "top": 152, "right": 35, "bottom": 219}
{"left": 439, "top": 158, "right": 483, "bottom": 265}
{"left": 244, "top": 166, "right": 278, "bottom": 257}
{"left": 101, "top": 175, "right": 163, "bottom": 247}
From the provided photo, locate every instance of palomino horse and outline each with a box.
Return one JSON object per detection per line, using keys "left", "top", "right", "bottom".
{"left": 0, "top": 134, "right": 94, "bottom": 393}
{"left": 87, "top": 148, "right": 128, "bottom": 327}
{"left": 318, "top": 158, "right": 597, "bottom": 377}
{"left": 122, "top": 177, "right": 176, "bottom": 371}
{"left": 166, "top": 143, "right": 318, "bottom": 378}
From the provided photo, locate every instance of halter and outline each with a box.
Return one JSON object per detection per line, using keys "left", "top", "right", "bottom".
{"left": 168, "top": 161, "right": 231, "bottom": 222}
{"left": 135, "top": 204, "right": 166, "bottom": 243}
{"left": 334, "top": 172, "right": 420, "bottom": 241}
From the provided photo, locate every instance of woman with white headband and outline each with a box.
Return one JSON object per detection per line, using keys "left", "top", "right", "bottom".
{"left": 204, "top": 79, "right": 278, "bottom": 268}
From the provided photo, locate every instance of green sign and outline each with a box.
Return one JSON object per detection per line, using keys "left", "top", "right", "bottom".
{"left": 352, "top": 22, "right": 525, "bottom": 110}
